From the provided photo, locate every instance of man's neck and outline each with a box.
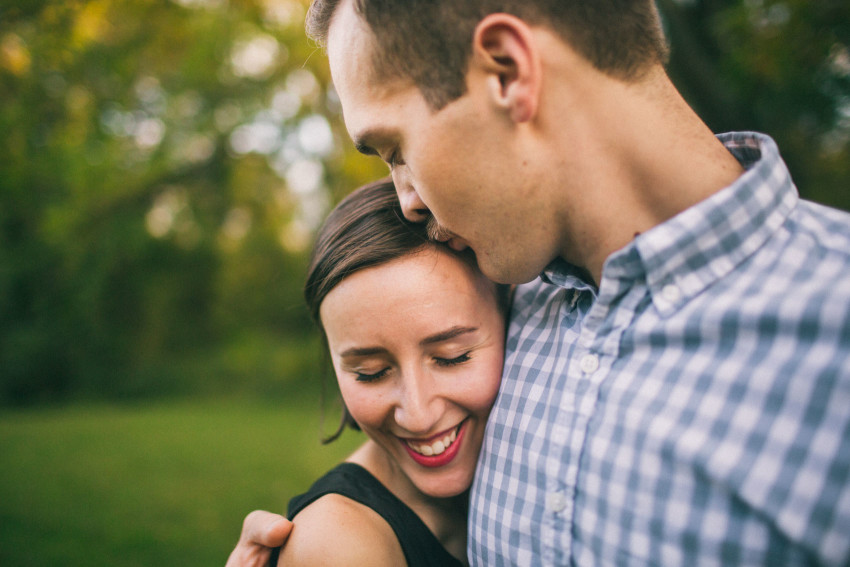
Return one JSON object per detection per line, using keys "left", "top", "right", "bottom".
{"left": 547, "top": 67, "right": 744, "bottom": 285}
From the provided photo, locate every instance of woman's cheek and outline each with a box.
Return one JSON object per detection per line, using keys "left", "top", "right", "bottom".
{"left": 340, "top": 384, "right": 387, "bottom": 427}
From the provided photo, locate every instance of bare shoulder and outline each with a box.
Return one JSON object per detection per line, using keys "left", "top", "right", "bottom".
{"left": 276, "top": 493, "right": 406, "bottom": 567}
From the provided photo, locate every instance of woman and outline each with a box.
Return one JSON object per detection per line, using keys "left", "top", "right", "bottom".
{"left": 273, "top": 179, "right": 509, "bottom": 566}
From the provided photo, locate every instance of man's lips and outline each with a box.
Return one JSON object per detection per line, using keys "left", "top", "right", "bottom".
{"left": 400, "top": 420, "right": 467, "bottom": 468}
{"left": 425, "top": 216, "right": 469, "bottom": 252}
{"left": 445, "top": 237, "right": 468, "bottom": 252}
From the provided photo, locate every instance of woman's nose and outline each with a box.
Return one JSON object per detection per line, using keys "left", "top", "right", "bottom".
{"left": 392, "top": 170, "right": 430, "bottom": 223}
{"left": 393, "top": 372, "right": 442, "bottom": 435}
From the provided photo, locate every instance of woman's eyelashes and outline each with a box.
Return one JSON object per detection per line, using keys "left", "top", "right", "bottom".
{"left": 434, "top": 352, "right": 472, "bottom": 367}
{"left": 351, "top": 352, "right": 473, "bottom": 382}
{"left": 355, "top": 367, "right": 390, "bottom": 383}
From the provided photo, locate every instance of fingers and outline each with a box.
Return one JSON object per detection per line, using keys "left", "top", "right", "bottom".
{"left": 225, "top": 541, "right": 273, "bottom": 567}
{"left": 242, "top": 510, "right": 292, "bottom": 547}
{"left": 224, "top": 510, "right": 292, "bottom": 567}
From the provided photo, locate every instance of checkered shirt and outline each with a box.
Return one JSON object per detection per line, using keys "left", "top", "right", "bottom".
{"left": 468, "top": 132, "right": 850, "bottom": 566}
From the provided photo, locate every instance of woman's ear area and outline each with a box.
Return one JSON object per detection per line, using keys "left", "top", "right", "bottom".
{"left": 470, "top": 13, "right": 541, "bottom": 123}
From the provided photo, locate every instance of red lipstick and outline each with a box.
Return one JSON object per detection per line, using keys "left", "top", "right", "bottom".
{"left": 402, "top": 421, "right": 467, "bottom": 468}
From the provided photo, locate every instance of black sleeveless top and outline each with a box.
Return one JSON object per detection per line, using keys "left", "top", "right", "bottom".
{"left": 268, "top": 462, "right": 463, "bottom": 567}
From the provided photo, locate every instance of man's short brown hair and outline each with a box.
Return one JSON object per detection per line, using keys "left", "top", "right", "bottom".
{"left": 307, "top": 0, "right": 669, "bottom": 109}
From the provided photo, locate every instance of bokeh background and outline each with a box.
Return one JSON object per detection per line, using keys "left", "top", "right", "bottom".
{"left": 1, "top": 0, "right": 848, "bottom": 564}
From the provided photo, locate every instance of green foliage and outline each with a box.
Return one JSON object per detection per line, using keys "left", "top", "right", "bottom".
{"left": 661, "top": 0, "right": 850, "bottom": 209}
{"left": 0, "top": 399, "right": 365, "bottom": 565}
{"left": 0, "top": 0, "right": 848, "bottom": 403}
{"left": 0, "top": 0, "right": 385, "bottom": 403}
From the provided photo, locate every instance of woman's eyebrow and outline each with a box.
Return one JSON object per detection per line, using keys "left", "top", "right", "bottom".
{"left": 338, "top": 327, "right": 479, "bottom": 357}
{"left": 420, "top": 326, "right": 478, "bottom": 346}
{"left": 339, "top": 345, "right": 387, "bottom": 358}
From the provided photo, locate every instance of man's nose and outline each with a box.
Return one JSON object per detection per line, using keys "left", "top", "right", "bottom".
{"left": 392, "top": 170, "right": 430, "bottom": 223}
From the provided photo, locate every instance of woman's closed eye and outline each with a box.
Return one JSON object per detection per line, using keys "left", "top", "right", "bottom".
{"left": 355, "top": 367, "right": 390, "bottom": 383}
{"left": 434, "top": 352, "right": 471, "bottom": 367}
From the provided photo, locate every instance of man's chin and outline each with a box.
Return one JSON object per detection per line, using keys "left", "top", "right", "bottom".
{"left": 478, "top": 254, "right": 543, "bottom": 285}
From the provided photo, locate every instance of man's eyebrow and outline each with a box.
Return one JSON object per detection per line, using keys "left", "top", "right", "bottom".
{"left": 421, "top": 326, "right": 478, "bottom": 346}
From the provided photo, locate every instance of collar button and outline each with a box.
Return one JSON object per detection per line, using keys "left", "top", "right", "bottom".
{"left": 662, "top": 283, "right": 681, "bottom": 303}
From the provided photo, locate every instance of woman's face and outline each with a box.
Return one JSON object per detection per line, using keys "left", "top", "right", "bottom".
{"left": 320, "top": 246, "right": 505, "bottom": 499}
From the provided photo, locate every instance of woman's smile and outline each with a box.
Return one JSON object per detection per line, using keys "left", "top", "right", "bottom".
{"left": 401, "top": 419, "right": 466, "bottom": 468}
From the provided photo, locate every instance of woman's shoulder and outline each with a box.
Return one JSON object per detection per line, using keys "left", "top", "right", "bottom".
{"left": 277, "top": 492, "right": 407, "bottom": 567}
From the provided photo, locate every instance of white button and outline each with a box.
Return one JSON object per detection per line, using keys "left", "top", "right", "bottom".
{"left": 580, "top": 353, "right": 599, "bottom": 374}
{"left": 662, "top": 284, "right": 681, "bottom": 303}
{"left": 547, "top": 491, "right": 567, "bottom": 513}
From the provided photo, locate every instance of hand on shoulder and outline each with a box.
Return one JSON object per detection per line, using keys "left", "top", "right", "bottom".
{"left": 225, "top": 510, "right": 292, "bottom": 567}
{"left": 277, "top": 493, "right": 406, "bottom": 567}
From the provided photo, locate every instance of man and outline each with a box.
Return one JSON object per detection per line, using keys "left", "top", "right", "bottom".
{"left": 228, "top": 0, "right": 850, "bottom": 564}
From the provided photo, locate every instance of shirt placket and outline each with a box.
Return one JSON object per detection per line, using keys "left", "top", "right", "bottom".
{"left": 542, "top": 289, "right": 612, "bottom": 565}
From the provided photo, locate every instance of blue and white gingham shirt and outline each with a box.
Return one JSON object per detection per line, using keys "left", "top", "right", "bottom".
{"left": 468, "top": 132, "right": 850, "bottom": 566}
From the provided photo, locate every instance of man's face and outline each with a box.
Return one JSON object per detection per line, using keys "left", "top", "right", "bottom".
{"left": 325, "top": 0, "right": 557, "bottom": 284}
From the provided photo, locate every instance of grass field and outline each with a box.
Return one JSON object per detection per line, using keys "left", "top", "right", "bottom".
{"left": 0, "top": 398, "right": 364, "bottom": 566}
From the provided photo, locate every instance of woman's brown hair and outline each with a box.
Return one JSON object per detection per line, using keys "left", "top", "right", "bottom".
{"left": 305, "top": 178, "right": 431, "bottom": 325}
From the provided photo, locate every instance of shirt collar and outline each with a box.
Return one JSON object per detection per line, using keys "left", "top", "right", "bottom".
{"left": 542, "top": 132, "right": 799, "bottom": 315}
{"left": 540, "top": 258, "right": 598, "bottom": 293}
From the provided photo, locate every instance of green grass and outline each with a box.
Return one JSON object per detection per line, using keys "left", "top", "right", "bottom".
{"left": 0, "top": 398, "right": 364, "bottom": 566}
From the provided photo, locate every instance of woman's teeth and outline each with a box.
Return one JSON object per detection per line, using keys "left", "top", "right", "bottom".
{"left": 406, "top": 426, "right": 459, "bottom": 456}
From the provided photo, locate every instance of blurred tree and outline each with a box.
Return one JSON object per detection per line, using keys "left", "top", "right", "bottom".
{"left": 0, "top": 0, "right": 386, "bottom": 403}
{"left": 0, "top": 0, "right": 847, "bottom": 403}
{"left": 661, "top": 0, "right": 850, "bottom": 209}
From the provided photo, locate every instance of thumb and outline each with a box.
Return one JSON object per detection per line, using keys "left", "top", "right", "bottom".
{"left": 225, "top": 511, "right": 292, "bottom": 567}
{"left": 262, "top": 515, "right": 293, "bottom": 547}
{"left": 242, "top": 510, "right": 292, "bottom": 547}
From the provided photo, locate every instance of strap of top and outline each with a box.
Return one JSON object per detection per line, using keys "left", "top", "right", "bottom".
{"left": 277, "top": 462, "right": 463, "bottom": 567}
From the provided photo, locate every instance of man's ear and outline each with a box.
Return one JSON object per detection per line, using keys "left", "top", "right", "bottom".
{"left": 471, "top": 14, "right": 541, "bottom": 123}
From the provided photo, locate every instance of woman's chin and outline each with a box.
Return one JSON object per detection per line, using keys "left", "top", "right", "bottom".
{"left": 415, "top": 468, "right": 475, "bottom": 500}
